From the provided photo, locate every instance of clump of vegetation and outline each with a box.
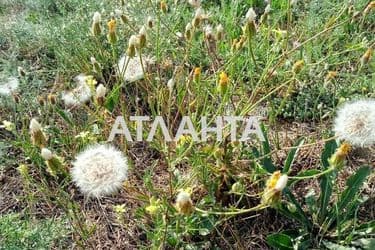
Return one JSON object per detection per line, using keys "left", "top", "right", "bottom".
{"left": 0, "top": 0, "right": 374, "bottom": 249}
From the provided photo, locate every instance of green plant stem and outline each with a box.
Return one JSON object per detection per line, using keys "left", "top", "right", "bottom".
{"left": 195, "top": 204, "right": 268, "bottom": 216}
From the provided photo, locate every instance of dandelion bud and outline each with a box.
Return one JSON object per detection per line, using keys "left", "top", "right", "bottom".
{"left": 329, "top": 142, "right": 351, "bottom": 169}
{"left": 216, "top": 24, "right": 224, "bottom": 41}
{"left": 360, "top": 48, "right": 373, "bottom": 66}
{"left": 292, "top": 60, "right": 304, "bottom": 73}
{"left": 167, "top": 78, "right": 175, "bottom": 92}
{"left": 287, "top": 202, "right": 297, "bottom": 213}
{"left": 90, "top": 56, "right": 102, "bottom": 73}
{"left": 41, "top": 148, "right": 66, "bottom": 177}
{"left": 138, "top": 26, "right": 147, "bottom": 48}
{"left": 91, "top": 12, "right": 102, "bottom": 36}
{"left": 38, "top": 96, "right": 45, "bottom": 106}
{"left": 47, "top": 94, "right": 57, "bottom": 105}
{"left": 96, "top": 84, "right": 106, "bottom": 105}
{"left": 203, "top": 25, "right": 214, "bottom": 41}
{"left": 185, "top": 22, "right": 193, "bottom": 40}
{"left": 193, "top": 7, "right": 204, "bottom": 27}
{"left": 175, "top": 190, "right": 194, "bottom": 215}
{"left": 147, "top": 16, "right": 154, "bottom": 29}
{"left": 30, "top": 118, "right": 47, "bottom": 148}
{"left": 107, "top": 19, "right": 117, "bottom": 44}
{"left": 17, "top": 66, "right": 26, "bottom": 77}
{"left": 127, "top": 35, "right": 139, "bottom": 58}
{"left": 325, "top": 71, "right": 337, "bottom": 82}
{"left": 160, "top": 1, "right": 168, "bottom": 13}
{"left": 193, "top": 67, "right": 201, "bottom": 81}
{"left": 217, "top": 72, "right": 229, "bottom": 94}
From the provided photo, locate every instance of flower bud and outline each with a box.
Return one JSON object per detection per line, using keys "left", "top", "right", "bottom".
{"left": 216, "top": 24, "right": 224, "bottom": 41}
{"left": 292, "top": 60, "right": 304, "bottom": 73}
{"left": 217, "top": 72, "right": 229, "bottom": 94}
{"left": 138, "top": 26, "right": 147, "bottom": 48}
{"left": 91, "top": 12, "right": 102, "bottom": 36}
{"left": 30, "top": 118, "right": 47, "bottom": 148}
{"left": 147, "top": 16, "right": 154, "bottom": 29}
{"left": 185, "top": 23, "right": 193, "bottom": 40}
{"left": 107, "top": 19, "right": 117, "bottom": 44}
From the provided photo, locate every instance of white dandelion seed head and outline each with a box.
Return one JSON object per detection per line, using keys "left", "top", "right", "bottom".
{"left": 96, "top": 84, "right": 106, "bottom": 98}
{"left": 188, "top": 0, "right": 201, "bottom": 8}
{"left": 41, "top": 148, "right": 53, "bottom": 160}
{"left": 246, "top": 7, "right": 257, "bottom": 23}
{"left": 71, "top": 144, "right": 128, "bottom": 197}
{"left": 93, "top": 12, "right": 101, "bottom": 23}
{"left": 0, "top": 77, "right": 19, "bottom": 96}
{"left": 30, "top": 118, "right": 42, "bottom": 133}
{"left": 129, "top": 35, "right": 140, "bottom": 47}
{"left": 275, "top": 175, "right": 288, "bottom": 191}
{"left": 333, "top": 99, "right": 375, "bottom": 146}
{"left": 117, "top": 55, "right": 146, "bottom": 83}
{"left": 62, "top": 81, "right": 92, "bottom": 107}
{"left": 176, "top": 190, "right": 191, "bottom": 204}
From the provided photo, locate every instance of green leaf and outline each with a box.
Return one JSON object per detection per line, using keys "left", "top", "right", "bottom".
{"left": 334, "top": 166, "right": 371, "bottom": 217}
{"left": 260, "top": 123, "right": 276, "bottom": 173}
{"left": 267, "top": 233, "right": 294, "bottom": 250}
{"left": 283, "top": 137, "right": 305, "bottom": 174}
{"left": 55, "top": 107, "right": 74, "bottom": 126}
{"left": 318, "top": 139, "right": 337, "bottom": 222}
{"left": 105, "top": 86, "right": 120, "bottom": 112}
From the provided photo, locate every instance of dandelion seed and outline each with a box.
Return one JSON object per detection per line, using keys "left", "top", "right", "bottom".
{"left": 264, "top": 4, "right": 271, "bottom": 14}
{"left": 333, "top": 99, "right": 375, "bottom": 146}
{"left": 96, "top": 84, "right": 106, "bottom": 105}
{"left": 203, "top": 25, "right": 214, "bottom": 40}
{"left": 127, "top": 35, "right": 139, "bottom": 57}
{"left": 175, "top": 190, "right": 194, "bottom": 215}
{"left": 71, "top": 144, "right": 128, "bottom": 197}
{"left": 0, "top": 77, "right": 19, "bottom": 96}
{"left": 117, "top": 55, "right": 148, "bottom": 82}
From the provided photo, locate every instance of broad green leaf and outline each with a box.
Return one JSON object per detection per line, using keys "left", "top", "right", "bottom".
{"left": 334, "top": 166, "right": 371, "bottom": 219}
{"left": 283, "top": 137, "right": 305, "bottom": 174}
{"left": 267, "top": 233, "right": 293, "bottom": 250}
{"left": 282, "top": 188, "right": 312, "bottom": 230}
{"left": 105, "top": 86, "right": 120, "bottom": 112}
{"left": 318, "top": 139, "right": 337, "bottom": 223}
